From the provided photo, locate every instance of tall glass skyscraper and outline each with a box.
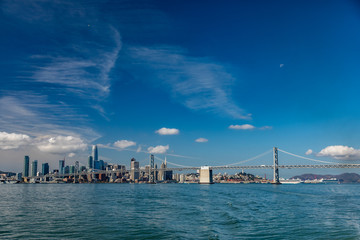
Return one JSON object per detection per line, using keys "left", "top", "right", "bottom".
{"left": 42, "top": 163, "right": 49, "bottom": 175}
{"left": 88, "top": 156, "right": 93, "bottom": 169}
{"left": 92, "top": 145, "right": 98, "bottom": 161}
{"left": 59, "top": 160, "right": 65, "bottom": 174}
{"left": 23, "top": 156, "right": 30, "bottom": 177}
{"left": 31, "top": 160, "right": 38, "bottom": 177}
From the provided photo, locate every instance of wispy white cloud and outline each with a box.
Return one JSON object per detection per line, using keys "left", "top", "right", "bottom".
{"left": 305, "top": 149, "right": 313, "bottom": 155}
{"left": 148, "top": 145, "right": 169, "bottom": 154}
{"left": 0, "top": 0, "right": 121, "bottom": 145}
{"left": 136, "top": 146, "right": 142, "bottom": 153}
{"left": 114, "top": 140, "right": 136, "bottom": 149}
{"left": 195, "top": 138, "right": 208, "bottom": 143}
{"left": 229, "top": 124, "right": 272, "bottom": 130}
{"left": 229, "top": 124, "right": 255, "bottom": 130}
{"left": 2, "top": 0, "right": 92, "bottom": 23}
{"left": 280, "top": 64, "right": 284, "bottom": 68}
{"left": 259, "top": 126, "right": 272, "bottom": 130}
{"left": 317, "top": 145, "right": 360, "bottom": 160}
{"left": 0, "top": 94, "right": 99, "bottom": 141}
{"left": 155, "top": 127, "right": 179, "bottom": 135}
{"left": 31, "top": 27, "right": 121, "bottom": 101}
{"left": 126, "top": 46, "right": 250, "bottom": 119}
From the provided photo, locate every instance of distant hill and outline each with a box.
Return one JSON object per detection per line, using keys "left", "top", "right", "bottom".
{"left": 291, "top": 173, "right": 360, "bottom": 183}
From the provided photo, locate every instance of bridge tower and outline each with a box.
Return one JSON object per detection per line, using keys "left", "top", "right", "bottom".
{"left": 149, "top": 154, "right": 155, "bottom": 183}
{"left": 199, "top": 166, "right": 214, "bottom": 184}
{"left": 273, "top": 147, "right": 280, "bottom": 184}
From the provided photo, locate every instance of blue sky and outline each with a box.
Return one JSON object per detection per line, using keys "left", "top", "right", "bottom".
{"left": 1, "top": 0, "right": 360, "bottom": 177}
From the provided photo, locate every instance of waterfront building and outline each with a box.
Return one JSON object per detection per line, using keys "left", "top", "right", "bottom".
{"left": 24, "top": 156, "right": 30, "bottom": 177}
{"left": 16, "top": 172, "right": 23, "bottom": 181}
{"left": 80, "top": 166, "right": 86, "bottom": 172}
{"left": 31, "top": 160, "right": 38, "bottom": 177}
{"left": 42, "top": 163, "right": 49, "bottom": 176}
{"left": 88, "top": 156, "right": 93, "bottom": 169}
{"left": 130, "top": 158, "right": 139, "bottom": 181}
{"left": 64, "top": 166, "right": 70, "bottom": 174}
{"left": 180, "top": 174, "right": 185, "bottom": 183}
{"left": 59, "top": 159, "right": 65, "bottom": 175}
{"left": 92, "top": 145, "right": 98, "bottom": 161}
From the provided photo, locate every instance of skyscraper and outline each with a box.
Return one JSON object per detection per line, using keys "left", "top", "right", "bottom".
{"left": 42, "top": 163, "right": 49, "bottom": 175}
{"left": 92, "top": 145, "right": 98, "bottom": 161}
{"left": 24, "top": 156, "right": 30, "bottom": 177}
{"left": 130, "top": 158, "right": 139, "bottom": 181}
{"left": 59, "top": 159, "right": 65, "bottom": 175}
{"left": 31, "top": 160, "right": 38, "bottom": 177}
{"left": 88, "top": 156, "right": 93, "bottom": 169}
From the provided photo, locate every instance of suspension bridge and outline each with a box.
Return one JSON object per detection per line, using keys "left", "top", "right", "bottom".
{"left": 32, "top": 147, "right": 360, "bottom": 184}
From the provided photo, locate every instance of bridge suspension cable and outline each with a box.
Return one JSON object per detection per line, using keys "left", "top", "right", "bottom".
{"left": 213, "top": 149, "right": 273, "bottom": 167}
{"left": 278, "top": 149, "right": 340, "bottom": 164}
{"left": 153, "top": 155, "right": 195, "bottom": 168}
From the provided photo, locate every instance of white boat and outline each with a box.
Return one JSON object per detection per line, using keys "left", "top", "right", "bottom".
{"left": 321, "top": 178, "right": 339, "bottom": 184}
{"left": 280, "top": 178, "right": 303, "bottom": 184}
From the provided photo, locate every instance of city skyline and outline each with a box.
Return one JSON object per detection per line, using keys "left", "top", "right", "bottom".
{"left": 1, "top": 0, "right": 360, "bottom": 177}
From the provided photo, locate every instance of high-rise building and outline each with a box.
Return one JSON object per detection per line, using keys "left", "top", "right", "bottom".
{"left": 64, "top": 166, "right": 70, "bottom": 174}
{"left": 31, "top": 160, "right": 38, "bottom": 177}
{"left": 92, "top": 145, "right": 98, "bottom": 162}
{"left": 99, "top": 160, "right": 105, "bottom": 170}
{"left": 88, "top": 156, "right": 93, "bottom": 169}
{"left": 59, "top": 159, "right": 65, "bottom": 175}
{"left": 130, "top": 158, "right": 139, "bottom": 181}
{"left": 24, "top": 156, "right": 30, "bottom": 177}
{"left": 159, "top": 157, "right": 172, "bottom": 181}
{"left": 69, "top": 165, "right": 75, "bottom": 174}
{"left": 16, "top": 173, "right": 23, "bottom": 181}
{"left": 42, "top": 163, "right": 49, "bottom": 175}
{"left": 94, "top": 160, "right": 100, "bottom": 170}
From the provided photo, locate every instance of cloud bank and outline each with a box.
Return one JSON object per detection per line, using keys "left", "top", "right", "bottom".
{"left": 0, "top": 132, "right": 31, "bottom": 150}
{"left": 36, "top": 136, "right": 87, "bottom": 154}
{"left": 317, "top": 145, "right": 360, "bottom": 160}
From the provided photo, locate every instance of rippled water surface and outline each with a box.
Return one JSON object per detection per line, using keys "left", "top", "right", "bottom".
{"left": 1, "top": 183, "right": 360, "bottom": 239}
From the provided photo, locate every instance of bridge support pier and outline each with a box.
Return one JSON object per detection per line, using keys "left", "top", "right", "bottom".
{"left": 148, "top": 154, "right": 155, "bottom": 183}
{"left": 273, "top": 147, "right": 280, "bottom": 184}
{"left": 199, "top": 166, "right": 213, "bottom": 184}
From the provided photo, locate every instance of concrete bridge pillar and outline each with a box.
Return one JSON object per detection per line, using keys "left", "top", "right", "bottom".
{"left": 199, "top": 166, "right": 213, "bottom": 184}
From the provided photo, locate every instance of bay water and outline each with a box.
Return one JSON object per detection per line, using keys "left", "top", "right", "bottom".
{"left": 1, "top": 183, "right": 360, "bottom": 239}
